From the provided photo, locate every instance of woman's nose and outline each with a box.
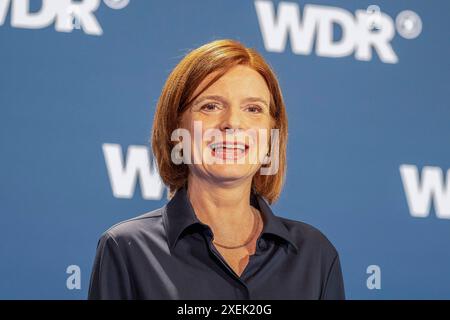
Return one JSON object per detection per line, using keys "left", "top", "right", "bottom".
{"left": 219, "top": 106, "right": 242, "bottom": 131}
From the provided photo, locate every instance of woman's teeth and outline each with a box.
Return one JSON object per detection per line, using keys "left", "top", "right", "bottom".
{"left": 209, "top": 143, "right": 246, "bottom": 151}
{"left": 209, "top": 143, "right": 247, "bottom": 159}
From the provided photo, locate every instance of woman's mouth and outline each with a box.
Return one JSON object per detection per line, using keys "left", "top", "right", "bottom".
{"left": 208, "top": 142, "right": 249, "bottom": 160}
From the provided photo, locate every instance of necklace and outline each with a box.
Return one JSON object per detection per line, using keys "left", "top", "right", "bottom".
{"left": 212, "top": 207, "right": 260, "bottom": 249}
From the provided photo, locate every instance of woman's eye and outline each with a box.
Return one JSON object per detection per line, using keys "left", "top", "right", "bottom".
{"left": 201, "top": 103, "right": 219, "bottom": 111}
{"left": 246, "top": 105, "right": 263, "bottom": 113}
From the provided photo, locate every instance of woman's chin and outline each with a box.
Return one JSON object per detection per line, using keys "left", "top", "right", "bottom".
{"left": 204, "top": 164, "right": 259, "bottom": 182}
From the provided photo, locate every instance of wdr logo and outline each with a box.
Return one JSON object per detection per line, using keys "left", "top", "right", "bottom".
{"left": 0, "top": 0, "right": 130, "bottom": 36}
{"left": 255, "top": 0, "right": 422, "bottom": 63}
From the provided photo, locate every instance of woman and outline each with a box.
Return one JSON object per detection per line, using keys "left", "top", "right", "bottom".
{"left": 88, "top": 39, "right": 345, "bottom": 300}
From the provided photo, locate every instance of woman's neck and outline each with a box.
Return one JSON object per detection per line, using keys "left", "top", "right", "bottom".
{"left": 186, "top": 175, "right": 255, "bottom": 241}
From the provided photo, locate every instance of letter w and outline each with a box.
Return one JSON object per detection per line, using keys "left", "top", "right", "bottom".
{"left": 400, "top": 164, "right": 450, "bottom": 219}
{"left": 254, "top": 0, "right": 318, "bottom": 54}
{"left": 102, "top": 143, "right": 164, "bottom": 200}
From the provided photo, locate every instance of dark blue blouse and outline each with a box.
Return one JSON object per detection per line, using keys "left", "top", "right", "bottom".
{"left": 88, "top": 186, "right": 345, "bottom": 299}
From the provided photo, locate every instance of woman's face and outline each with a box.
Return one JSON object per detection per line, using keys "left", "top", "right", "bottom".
{"left": 180, "top": 65, "right": 273, "bottom": 186}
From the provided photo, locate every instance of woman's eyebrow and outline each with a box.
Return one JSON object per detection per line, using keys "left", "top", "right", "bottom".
{"left": 193, "top": 95, "right": 227, "bottom": 106}
{"left": 193, "top": 95, "right": 269, "bottom": 107}
{"left": 241, "top": 97, "right": 269, "bottom": 108}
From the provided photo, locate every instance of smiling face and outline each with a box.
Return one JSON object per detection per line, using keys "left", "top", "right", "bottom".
{"left": 180, "top": 65, "right": 274, "bottom": 186}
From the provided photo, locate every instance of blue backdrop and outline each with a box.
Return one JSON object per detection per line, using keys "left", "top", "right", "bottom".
{"left": 1, "top": 0, "right": 449, "bottom": 299}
